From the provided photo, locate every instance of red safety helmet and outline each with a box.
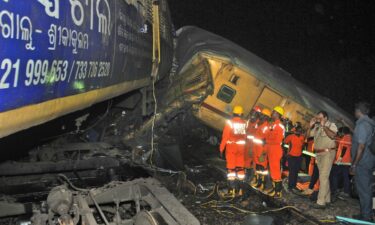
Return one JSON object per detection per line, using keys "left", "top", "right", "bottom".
{"left": 253, "top": 106, "right": 262, "bottom": 113}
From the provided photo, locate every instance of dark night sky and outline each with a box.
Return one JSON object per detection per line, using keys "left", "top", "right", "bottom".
{"left": 168, "top": 0, "right": 375, "bottom": 115}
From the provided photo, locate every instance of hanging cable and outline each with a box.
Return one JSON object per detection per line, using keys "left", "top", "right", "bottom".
{"left": 149, "top": 77, "right": 158, "bottom": 166}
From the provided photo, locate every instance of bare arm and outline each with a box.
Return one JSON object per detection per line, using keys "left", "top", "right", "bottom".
{"left": 323, "top": 126, "right": 337, "bottom": 139}
{"left": 307, "top": 118, "right": 317, "bottom": 138}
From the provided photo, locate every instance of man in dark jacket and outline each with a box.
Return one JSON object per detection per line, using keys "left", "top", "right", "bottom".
{"left": 351, "top": 102, "right": 375, "bottom": 222}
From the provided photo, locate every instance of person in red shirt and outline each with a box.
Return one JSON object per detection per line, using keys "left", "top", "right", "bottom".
{"left": 284, "top": 126, "right": 305, "bottom": 192}
{"left": 265, "top": 106, "right": 285, "bottom": 197}
{"left": 251, "top": 108, "right": 271, "bottom": 190}
{"left": 330, "top": 126, "right": 352, "bottom": 198}
{"left": 220, "top": 106, "right": 247, "bottom": 196}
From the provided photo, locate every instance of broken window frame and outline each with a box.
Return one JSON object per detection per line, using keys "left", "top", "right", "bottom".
{"left": 229, "top": 74, "right": 240, "bottom": 85}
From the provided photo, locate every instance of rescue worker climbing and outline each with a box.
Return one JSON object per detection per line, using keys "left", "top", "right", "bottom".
{"left": 251, "top": 108, "right": 271, "bottom": 191}
{"left": 220, "top": 105, "right": 247, "bottom": 196}
{"left": 265, "top": 106, "right": 286, "bottom": 198}
{"left": 246, "top": 106, "right": 262, "bottom": 183}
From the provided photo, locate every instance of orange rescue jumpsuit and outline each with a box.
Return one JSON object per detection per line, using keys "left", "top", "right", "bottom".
{"left": 265, "top": 119, "right": 285, "bottom": 181}
{"left": 245, "top": 121, "right": 258, "bottom": 169}
{"left": 334, "top": 134, "right": 352, "bottom": 165}
{"left": 307, "top": 139, "right": 315, "bottom": 176}
{"left": 220, "top": 117, "right": 247, "bottom": 180}
{"left": 253, "top": 121, "right": 269, "bottom": 170}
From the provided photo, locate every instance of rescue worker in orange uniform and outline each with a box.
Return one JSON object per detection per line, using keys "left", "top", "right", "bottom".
{"left": 330, "top": 126, "right": 352, "bottom": 198}
{"left": 251, "top": 108, "right": 271, "bottom": 190}
{"left": 284, "top": 126, "right": 305, "bottom": 192}
{"left": 301, "top": 138, "right": 321, "bottom": 195}
{"left": 264, "top": 106, "right": 285, "bottom": 197}
{"left": 246, "top": 106, "right": 262, "bottom": 183}
{"left": 220, "top": 106, "right": 247, "bottom": 196}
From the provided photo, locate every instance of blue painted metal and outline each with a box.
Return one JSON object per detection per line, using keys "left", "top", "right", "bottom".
{"left": 0, "top": 0, "right": 173, "bottom": 112}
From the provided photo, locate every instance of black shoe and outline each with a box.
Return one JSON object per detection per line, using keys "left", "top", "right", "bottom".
{"left": 311, "top": 203, "right": 326, "bottom": 209}
{"left": 291, "top": 188, "right": 301, "bottom": 194}
{"left": 337, "top": 192, "right": 350, "bottom": 200}
{"left": 331, "top": 194, "right": 338, "bottom": 203}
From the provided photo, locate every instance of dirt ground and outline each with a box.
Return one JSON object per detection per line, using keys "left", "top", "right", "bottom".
{"left": 155, "top": 132, "right": 362, "bottom": 225}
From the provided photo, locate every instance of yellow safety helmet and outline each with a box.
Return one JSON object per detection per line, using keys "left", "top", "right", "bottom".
{"left": 233, "top": 106, "right": 244, "bottom": 115}
{"left": 261, "top": 108, "right": 271, "bottom": 117}
{"left": 273, "top": 106, "right": 285, "bottom": 116}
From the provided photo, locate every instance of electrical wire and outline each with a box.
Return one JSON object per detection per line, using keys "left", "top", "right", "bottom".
{"left": 149, "top": 76, "right": 158, "bottom": 166}
{"left": 195, "top": 183, "right": 217, "bottom": 199}
{"left": 198, "top": 183, "right": 306, "bottom": 219}
{"left": 58, "top": 174, "right": 88, "bottom": 192}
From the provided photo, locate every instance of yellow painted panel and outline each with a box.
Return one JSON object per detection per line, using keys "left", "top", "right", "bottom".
{"left": 197, "top": 55, "right": 265, "bottom": 130}
{"left": 255, "top": 87, "right": 283, "bottom": 111}
{"left": 0, "top": 78, "right": 150, "bottom": 138}
{"left": 283, "top": 99, "right": 315, "bottom": 129}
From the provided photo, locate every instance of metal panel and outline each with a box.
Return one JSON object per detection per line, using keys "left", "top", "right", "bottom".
{"left": 0, "top": 0, "right": 173, "bottom": 113}
{"left": 255, "top": 87, "right": 283, "bottom": 111}
{"left": 175, "top": 26, "right": 354, "bottom": 128}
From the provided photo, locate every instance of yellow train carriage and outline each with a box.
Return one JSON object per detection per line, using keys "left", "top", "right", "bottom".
{"left": 175, "top": 26, "right": 354, "bottom": 131}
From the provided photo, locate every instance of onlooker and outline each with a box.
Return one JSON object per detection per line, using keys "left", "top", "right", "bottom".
{"left": 330, "top": 127, "right": 352, "bottom": 199}
{"left": 285, "top": 126, "right": 305, "bottom": 192}
{"left": 350, "top": 102, "right": 375, "bottom": 222}
{"left": 308, "top": 111, "right": 338, "bottom": 209}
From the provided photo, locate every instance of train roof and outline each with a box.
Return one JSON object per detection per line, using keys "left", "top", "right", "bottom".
{"left": 175, "top": 26, "right": 354, "bottom": 128}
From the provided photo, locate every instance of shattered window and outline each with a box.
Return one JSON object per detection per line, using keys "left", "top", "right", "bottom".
{"left": 229, "top": 74, "right": 240, "bottom": 85}
{"left": 217, "top": 85, "right": 236, "bottom": 103}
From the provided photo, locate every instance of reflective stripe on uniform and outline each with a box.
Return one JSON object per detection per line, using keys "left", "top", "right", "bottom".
{"left": 253, "top": 138, "right": 264, "bottom": 145}
{"left": 272, "top": 123, "right": 285, "bottom": 134}
{"left": 237, "top": 174, "right": 246, "bottom": 180}
{"left": 236, "top": 140, "right": 246, "bottom": 145}
{"left": 227, "top": 172, "right": 236, "bottom": 180}
{"left": 227, "top": 140, "right": 246, "bottom": 145}
{"left": 283, "top": 144, "right": 290, "bottom": 149}
{"left": 302, "top": 150, "right": 316, "bottom": 157}
{"left": 247, "top": 135, "right": 254, "bottom": 140}
{"left": 262, "top": 126, "right": 268, "bottom": 133}
{"left": 335, "top": 162, "right": 351, "bottom": 166}
{"left": 256, "top": 170, "right": 269, "bottom": 175}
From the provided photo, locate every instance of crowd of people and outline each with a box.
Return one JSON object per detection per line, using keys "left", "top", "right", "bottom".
{"left": 219, "top": 102, "right": 375, "bottom": 222}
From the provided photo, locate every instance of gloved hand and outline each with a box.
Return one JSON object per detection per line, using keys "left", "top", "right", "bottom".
{"left": 220, "top": 149, "right": 226, "bottom": 159}
{"left": 262, "top": 139, "right": 266, "bottom": 146}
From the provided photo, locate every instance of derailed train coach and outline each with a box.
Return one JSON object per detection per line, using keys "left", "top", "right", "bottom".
{"left": 174, "top": 26, "right": 354, "bottom": 131}
{"left": 0, "top": 0, "right": 173, "bottom": 138}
